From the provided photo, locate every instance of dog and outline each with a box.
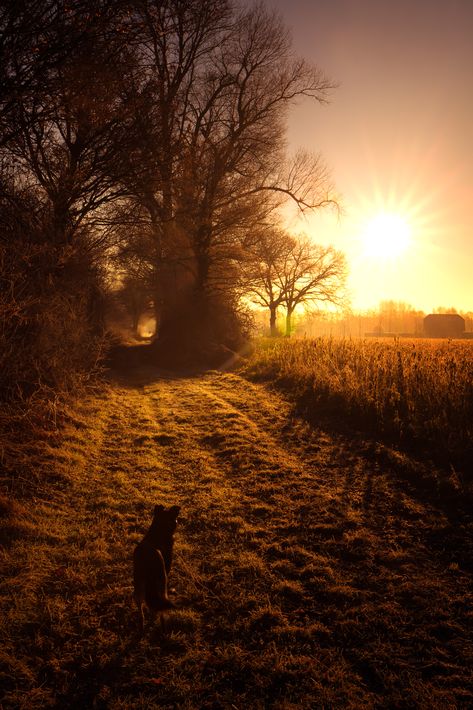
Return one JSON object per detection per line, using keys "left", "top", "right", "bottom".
{"left": 133, "top": 504, "right": 180, "bottom": 632}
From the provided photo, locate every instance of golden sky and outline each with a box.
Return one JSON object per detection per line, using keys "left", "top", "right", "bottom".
{"left": 266, "top": 0, "right": 473, "bottom": 313}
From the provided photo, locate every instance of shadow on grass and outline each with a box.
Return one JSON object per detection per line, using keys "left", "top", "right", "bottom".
{"left": 104, "top": 341, "right": 244, "bottom": 389}
{"left": 250, "top": 372, "right": 473, "bottom": 517}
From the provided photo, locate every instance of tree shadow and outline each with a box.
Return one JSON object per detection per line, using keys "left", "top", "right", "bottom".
{"left": 104, "top": 341, "right": 245, "bottom": 388}
{"left": 104, "top": 343, "right": 207, "bottom": 387}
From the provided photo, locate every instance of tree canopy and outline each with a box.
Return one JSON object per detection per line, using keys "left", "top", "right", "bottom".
{"left": 1, "top": 0, "right": 341, "bottom": 380}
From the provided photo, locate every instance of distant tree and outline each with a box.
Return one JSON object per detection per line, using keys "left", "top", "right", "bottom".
{"left": 279, "top": 237, "right": 347, "bottom": 336}
{"left": 433, "top": 306, "right": 459, "bottom": 314}
{"left": 116, "top": 275, "right": 153, "bottom": 335}
{"left": 375, "top": 300, "right": 426, "bottom": 335}
{"left": 243, "top": 231, "right": 347, "bottom": 337}
{"left": 241, "top": 229, "right": 294, "bottom": 336}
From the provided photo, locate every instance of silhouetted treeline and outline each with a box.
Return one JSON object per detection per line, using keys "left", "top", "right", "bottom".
{"left": 1, "top": 0, "right": 336, "bottom": 404}
{"left": 288, "top": 301, "right": 473, "bottom": 338}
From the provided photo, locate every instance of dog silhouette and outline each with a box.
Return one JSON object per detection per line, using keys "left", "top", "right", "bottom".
{"left": 133, "top": 504, "right": 180, "bottom": 631}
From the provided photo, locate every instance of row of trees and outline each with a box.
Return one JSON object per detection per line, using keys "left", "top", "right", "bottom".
{"left": 242, "top": 231, "right": 346, "bottom": 337}
{"left": 117, "top": 229, "right": 348, "bottom": 340}
{"left": 288, "top": 301, "right": 473, "bottom": 339}
{"left": 1, "top": 0, "right": 344, "bottom": 389}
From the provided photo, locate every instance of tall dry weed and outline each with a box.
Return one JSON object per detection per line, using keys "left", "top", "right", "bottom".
{"left": 243, "top": 337, "right": 473, "bottom": 482}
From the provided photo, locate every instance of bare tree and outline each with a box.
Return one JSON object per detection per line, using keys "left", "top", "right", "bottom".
{"left": 241, "top": 228, "right": 294, "bottom": 336}
{"left": 0, "top": 0, "right": 137, "bottom": 400}
{"left": 0, "top": 1, "right": 73, "bottom": 147}
{"left": 242, "top": 231, "right": 348, "bottom": 337}
{"left": 278, "top": 236, "right": 348, "bottom": 336}
{"left": 4, "top": 12, "right": 131, "bottom": 246}
{"left": 1, "top": 0, "right": 341, "bottom": 379}
{"left": 178, "top": 3, "right": 336, "bottom": 308}
{"left": 118, "top": 0, "right": 232, "bottom": 331}
{"left": 0, "top": 0, "right": 139, "bottom": 335}
{"left": 122, "top": 0, "right": 337, "bottom": 350}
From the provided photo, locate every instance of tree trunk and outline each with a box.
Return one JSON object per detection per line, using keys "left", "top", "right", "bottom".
{"left": 194, "top": 223, "right": 212, "bottom": 295}
{"left": 269, "top": 305, "right": 278, "bottom": 337}
{"left": 285, "top": 309, "right": 293, "bottom": 337}
{"left": 189, "top": 222, "right": 212, "bottom": 342}
{"left": 131, "top": 304, "right": 140, "bottom": 335}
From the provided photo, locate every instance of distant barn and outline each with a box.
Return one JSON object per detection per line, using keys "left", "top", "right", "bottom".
{"left": 423, "top": 313, "right": 465, "bottom": 338}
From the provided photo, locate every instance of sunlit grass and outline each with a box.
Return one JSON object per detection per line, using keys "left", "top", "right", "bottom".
{"left": 243, "top": 337, "right": 473, "bottom": 484}
{"left": 1, "top": 369, "right": 472, "bottom": 707}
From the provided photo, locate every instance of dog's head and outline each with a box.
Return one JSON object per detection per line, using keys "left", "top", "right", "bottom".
{"left": 153, "top": 504, "right": 180, "bottom": 535}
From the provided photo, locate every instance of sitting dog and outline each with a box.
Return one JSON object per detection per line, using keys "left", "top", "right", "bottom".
{"left": 133, "top": 504, "right": 180, "bottom": 631}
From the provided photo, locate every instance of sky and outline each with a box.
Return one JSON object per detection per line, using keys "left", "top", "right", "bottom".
{"left": 264, "top": 0, "right": 473, "bottom": 313}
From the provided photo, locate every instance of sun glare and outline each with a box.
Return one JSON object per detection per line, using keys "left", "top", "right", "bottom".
{"left": 361, "top": 213, "right": 411, "bottom": 259}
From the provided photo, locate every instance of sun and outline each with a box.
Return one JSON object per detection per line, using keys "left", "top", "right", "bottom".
{"left": 361, "top": 212, "right": 411, "bottom": 259}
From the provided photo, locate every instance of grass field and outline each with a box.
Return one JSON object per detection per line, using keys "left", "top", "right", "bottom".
{"left": 1, "top": 352, "right": 472, "bottom": 708}
{"left": 242, "top": 337, "right": 473, "bottom": 494}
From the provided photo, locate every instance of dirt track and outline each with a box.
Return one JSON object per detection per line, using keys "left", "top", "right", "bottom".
{"left": 1, "top": 368, "right": 472, "bottom": 708}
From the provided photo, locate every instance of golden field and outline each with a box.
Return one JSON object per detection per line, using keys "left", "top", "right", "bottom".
{"left": 243, "top": 337, "right": 473, "bottom": 488}
{"left": 1, "top": 352, "right": 472, "bottom": 708}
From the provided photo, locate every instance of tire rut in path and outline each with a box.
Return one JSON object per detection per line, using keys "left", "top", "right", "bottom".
{"left": 4, "top": 368, "right": 469, "bottom": 709}
{"left": 135, "top": 372, "right": 471, "bottom": 708}
{"left": 108, "top": 373, "right": 470, "bottom": 635}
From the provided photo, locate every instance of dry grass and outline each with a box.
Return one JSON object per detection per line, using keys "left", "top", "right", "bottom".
{"left": 242, "top": 337, "right": 473, "bottom": 490}
{"left": 1, "top": 367, "right": 472, "bottom": 708}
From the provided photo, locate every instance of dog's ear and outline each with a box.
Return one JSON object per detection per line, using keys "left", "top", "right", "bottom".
{"left": 170, "top": 505, "right": 181, "bottom": 518}
{"left": 154, "top": 504, "right": 165, "bottom": 516}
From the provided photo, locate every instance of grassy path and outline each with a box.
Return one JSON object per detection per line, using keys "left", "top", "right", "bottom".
{"left": 1, "top": 369, "right": 472, "bottom": 708}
